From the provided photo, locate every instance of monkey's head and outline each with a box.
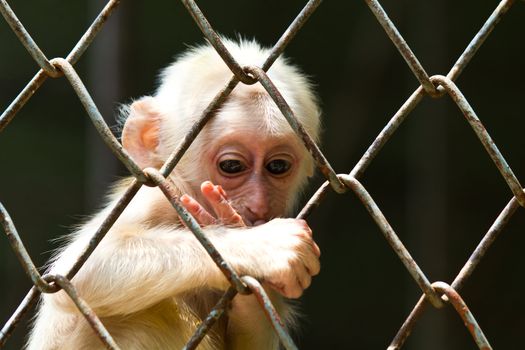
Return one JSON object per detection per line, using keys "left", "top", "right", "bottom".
{"left": 122, "top": 39, "right": 321, "bottom": 225}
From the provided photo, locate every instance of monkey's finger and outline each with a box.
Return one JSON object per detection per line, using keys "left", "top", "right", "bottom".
{"left": 268, "top": 272, "right": 303, "bottom": 299}
{"left": 180, "top": 194, "right": 216, "bottom": 226}
{"left": 293, "top": 260, "right": 311, "bottom": 291}
{"left": 200, "top": 181, "right": 245, "bottom": 226}
{"left": 296, "top": 219, "right": 313, "bottom": 238}
{"left": 303, "top": 249, "right": 321, "bottom": 276}
{"left": 312, "top": 242, "right": 321, "bottom": 257}
{"left": 285, "top": 266, "right": 304, "bottom": 299}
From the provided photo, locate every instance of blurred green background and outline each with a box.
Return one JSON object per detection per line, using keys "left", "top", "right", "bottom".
{"left": 1, "top": 1, "right": 524, "bottom": 349}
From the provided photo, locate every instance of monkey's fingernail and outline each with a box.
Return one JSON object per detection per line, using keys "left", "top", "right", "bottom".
{"left": 201, "top": 181, "right": 213, "bottom": 191}
{"left": 313, "top": 242, "right": 321, "bottom": 257}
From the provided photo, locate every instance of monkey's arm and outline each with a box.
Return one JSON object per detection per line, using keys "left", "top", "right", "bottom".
{"left": 48, "top": 219, "right": 319, "bottom": 317}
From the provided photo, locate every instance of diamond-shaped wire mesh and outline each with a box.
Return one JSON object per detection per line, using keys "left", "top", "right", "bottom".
{"left": 0, "top": 0, "right": 523, "bottom": 349}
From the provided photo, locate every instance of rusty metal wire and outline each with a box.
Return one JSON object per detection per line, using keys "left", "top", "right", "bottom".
{"left": 183, "top": 288, "right": 238, "bottom": 350}
{"left": 0, "top": 0, "right": 523, "bottom": 349}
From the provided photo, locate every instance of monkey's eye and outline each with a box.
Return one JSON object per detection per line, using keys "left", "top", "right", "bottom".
{"left": 265, "top": 159, "right": 291, "bottom": 175}
{"left": 219, "top": 159, "right": 247, "bottom": 175}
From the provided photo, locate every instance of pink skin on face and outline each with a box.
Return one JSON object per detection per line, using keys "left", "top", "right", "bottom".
{"left": 187, "top": 130, "right": 305, "bottom": 227}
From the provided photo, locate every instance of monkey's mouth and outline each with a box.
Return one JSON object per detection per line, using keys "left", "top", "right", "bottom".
{"left": 234, "top": 204, "right": 270, "bottom": 227}
{"left": 251, "top": 219, "right": 266, "bottom": 226}
{"left": 241, "top": 215, "right": 268, "bottom": 227}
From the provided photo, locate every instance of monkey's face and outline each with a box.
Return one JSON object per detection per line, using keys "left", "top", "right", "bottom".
{"left": 203, "top": 130, "right": 306, "bottom": 226}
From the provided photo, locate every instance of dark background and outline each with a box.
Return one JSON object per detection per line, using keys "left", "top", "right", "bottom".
{"left": 1, "top": 1, "right": 524, "bottom": 349}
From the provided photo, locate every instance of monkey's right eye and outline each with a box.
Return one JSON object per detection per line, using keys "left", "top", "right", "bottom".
{"left": 218, "top": 159, "right": 246, "bottom": 175}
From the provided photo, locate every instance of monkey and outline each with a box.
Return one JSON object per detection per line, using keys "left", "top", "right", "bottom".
{"left": 26, "top": 38, "right": 322, "bottom": 350}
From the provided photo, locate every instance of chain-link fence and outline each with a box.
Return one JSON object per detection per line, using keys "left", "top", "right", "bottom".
{"left": 1, "top": 0, "right": 524, "bottom": 349}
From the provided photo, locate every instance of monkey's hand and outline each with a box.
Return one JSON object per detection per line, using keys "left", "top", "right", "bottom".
{"left": 238, "top": 218, "right": 320, "bottom": 299}
{"left": 181, "top": 181, "right": 245, "bottom": 227}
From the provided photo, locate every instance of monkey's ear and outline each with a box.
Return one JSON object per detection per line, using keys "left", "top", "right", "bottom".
{"left": 122, "top": 97, "right": 162, "bottom": 169}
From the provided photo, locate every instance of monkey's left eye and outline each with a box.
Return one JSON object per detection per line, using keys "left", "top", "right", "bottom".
{"left": 219, "top": 159, "right": 247, "bottom": 175}
{"left": 265, "top": 159, "right": 291, "bottom": 175}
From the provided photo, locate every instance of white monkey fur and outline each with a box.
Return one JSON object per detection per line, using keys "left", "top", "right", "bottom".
{"left": 27, "top": 39, "right": 321, "bottom": 350}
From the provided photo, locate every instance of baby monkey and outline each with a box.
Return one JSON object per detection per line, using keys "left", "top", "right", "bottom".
{"left": 28, "top": 39, "right": 322, "bottom": 350}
